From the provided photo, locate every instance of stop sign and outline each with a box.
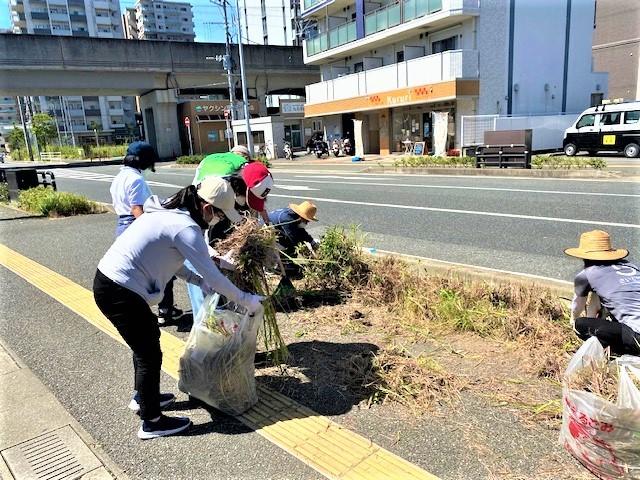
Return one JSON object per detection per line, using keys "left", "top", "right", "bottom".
{"left": 184, "top": 116, "right": 190, "bottom": 127}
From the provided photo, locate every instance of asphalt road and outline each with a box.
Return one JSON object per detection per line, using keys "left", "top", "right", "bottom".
{"left": 48, "top": 163, "right": 639, "bottom": 282}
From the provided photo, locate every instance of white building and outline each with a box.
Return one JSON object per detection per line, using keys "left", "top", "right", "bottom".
{"left": 124, "top": 0, "right": 195, "bottom": 42}
{"left": 238, "top": 0, "right": 295, "bottom": 46}
{"left": 10, "top": 0, "right": 136, "bottom": 143}
{"left": 302, "top": 0, "right": 608, "bottom": 154}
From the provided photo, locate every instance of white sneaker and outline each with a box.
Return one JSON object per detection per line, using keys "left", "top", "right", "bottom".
{"left": 128, "top": 392, "right": 176, "bottom": 413}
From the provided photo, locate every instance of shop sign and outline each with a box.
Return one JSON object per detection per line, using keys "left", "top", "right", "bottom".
{"left": 195, "top": 102, "right": 256, "bottom": 114}
{"left": 281, "top": 102, "right": 305, "bottom": 114}
{"left": 207, "top": 131, "right": 219, "bottom": 142}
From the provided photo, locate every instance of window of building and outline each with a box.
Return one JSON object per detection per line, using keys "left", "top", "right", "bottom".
{"left": 237, "top": 131, "right": 265, "bottom": 145}
{"left": 624, "top": 110, "right": 640, "bottom": 124}
{"left": 600, "top": 112, "right": 621, "bottom": 125}
{"left": 353, "top": 62, "right": 364, "bottom": 73}
{"left": 590, "top": 93, "right": 603, "bottom": 106}
{"left": 576, "top": 114, "right": 595, "bottom": 128}
{"left": 396, "top": 50, "right": 404, "bottom": 63}
{"left": 431, "top": 35, "right": 456, "bottom": 54}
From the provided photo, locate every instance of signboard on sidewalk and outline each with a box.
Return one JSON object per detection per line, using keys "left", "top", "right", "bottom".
{"left": 183, "top": 116, "right": 190, "bottom": 127}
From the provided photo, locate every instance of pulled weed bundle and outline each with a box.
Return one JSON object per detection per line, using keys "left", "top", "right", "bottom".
{"left": 343, "top": 347, "right": 461, "bottom": 412}
{"left": 215, "top": 218, "right": 288, "bottom": 365}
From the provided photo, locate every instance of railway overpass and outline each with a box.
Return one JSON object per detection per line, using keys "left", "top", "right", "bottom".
{"left": 0, "top": 34, "right": 319, "bottom": 156}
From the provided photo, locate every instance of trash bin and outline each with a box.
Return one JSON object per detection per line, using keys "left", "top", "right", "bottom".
{"left": 5, "top": 168, "right": 39, "bottom": 200}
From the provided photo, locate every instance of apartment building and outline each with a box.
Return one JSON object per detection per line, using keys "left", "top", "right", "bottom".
{"left": 592, "top": 0, "right": 640, "bottom": 101}
{"left": 238, "top": 0, "right": 295, "bottom": 46}
{"left": 10, "top": 0, "right": 136, "bottom": 143}
{"left": 302, "top": 0, "right": 607, "bottom": 155}
{"left": 123, "top": 0, "right": 195, "bottom": 42}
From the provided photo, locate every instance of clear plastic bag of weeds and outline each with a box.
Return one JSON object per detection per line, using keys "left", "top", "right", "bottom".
{"left": 559, "top": 337, "right": 640, "bottom": 479}
{"left": 178, "top": 293, "right": 262, "bottom": 416}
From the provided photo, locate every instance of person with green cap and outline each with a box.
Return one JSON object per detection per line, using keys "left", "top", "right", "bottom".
{"left": 564, "top": 230, "right": 640, "bottom": 355}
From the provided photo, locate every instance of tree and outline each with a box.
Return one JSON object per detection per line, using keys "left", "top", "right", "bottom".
{"left": 7, "top": 124, "right": 25, "bottom": 151}
{"left": 32, "top": 113, "right": 57, "bottom": 147}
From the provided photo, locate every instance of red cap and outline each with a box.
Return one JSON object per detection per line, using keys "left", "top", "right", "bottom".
{"left": 242, "top": 163, "right": 273, "bottom": 211}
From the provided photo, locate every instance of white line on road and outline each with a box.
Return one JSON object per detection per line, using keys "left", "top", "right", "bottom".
{"left": 294, "top": 175, "right": 395, "bottom": 181}
{"left": 278, "top": 178, "right": 640, "bottom": 198}
{"left": 275, "top": 185, "right": 320, "bottom": 191}
{"left": 268, "top": 194, "right": 640, "bottom": 229}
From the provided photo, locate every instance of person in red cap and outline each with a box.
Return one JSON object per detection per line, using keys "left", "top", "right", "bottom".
{"left": 241, "top": 162, "right": 274, "bottom": 225}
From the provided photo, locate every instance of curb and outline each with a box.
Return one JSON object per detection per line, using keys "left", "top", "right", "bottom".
{"left": 359, "top": 166, "right": 619, "bottom": 179}
{"left": 0, "top": 159, "right": 176, "bottom": 170}
{"left": 362, "top": 247, "right": 574, "bottom": 298}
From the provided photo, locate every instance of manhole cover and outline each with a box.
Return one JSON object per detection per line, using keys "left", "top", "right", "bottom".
{"left": 1, "top": 425, "right": 102, "bottom": 480}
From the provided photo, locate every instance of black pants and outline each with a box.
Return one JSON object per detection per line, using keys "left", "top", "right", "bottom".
{"left": 93, "top": 269, "right": 162, "bottom": 420}
{"left": 575, "top": 317, "right": 640, "bottom": 356}
{"left": 158, "top": 277, "right": 175, "bottom": 312}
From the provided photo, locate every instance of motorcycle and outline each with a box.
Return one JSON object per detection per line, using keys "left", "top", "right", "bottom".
{"left": 283, "top": 140, "right": 293, "bottom": 160}
{"left": 331, "top": 139, "right": 341, "bottom": 157}
{"left": 342, "top": 137, "right": 354, "bottom": 156}
{"left": 314, "top": 139, "right": 329, "bottom": 158}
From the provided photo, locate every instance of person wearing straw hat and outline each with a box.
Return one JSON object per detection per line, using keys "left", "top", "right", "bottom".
{"left": 565, "top": 230, "right": 640, "bottom": 355}
{"left": 269, "top": 201, "right": 319, "bottom": 255}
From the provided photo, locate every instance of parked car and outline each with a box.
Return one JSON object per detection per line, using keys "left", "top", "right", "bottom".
{"left": 563, "top": 100, "right": 640, "bottom": 158}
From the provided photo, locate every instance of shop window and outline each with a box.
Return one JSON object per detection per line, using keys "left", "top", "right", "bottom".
{"left": 237, "top": 131, "right": 265, "bottom": 145}
{"left": 431, "top": 36, "right": 456, "bottom": 54}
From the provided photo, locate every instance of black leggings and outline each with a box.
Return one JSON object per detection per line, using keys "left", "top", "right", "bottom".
{"left": 93, "top": 269, "right": 162, "bottom": 420}
{"left": 575, "top": 317, "right": 640, "bottom": 356}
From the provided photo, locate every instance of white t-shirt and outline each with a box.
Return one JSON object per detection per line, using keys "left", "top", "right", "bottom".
{"left": 110, "top": 166, "right": 152, "bottom": 216}
{"left": 98, "top": 196, "right": 248, "bottom": 306}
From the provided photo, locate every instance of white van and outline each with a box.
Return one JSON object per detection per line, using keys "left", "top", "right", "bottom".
{"left": 563, "top": 101, "right": 640, "bottom": 158}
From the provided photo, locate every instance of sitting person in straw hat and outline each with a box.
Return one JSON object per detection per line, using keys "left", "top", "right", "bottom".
{"left": 268, "top": 201, "right": 319, "bottom": 255}
{"left": 565, "top": 230, "right": 640, "bottom": 355}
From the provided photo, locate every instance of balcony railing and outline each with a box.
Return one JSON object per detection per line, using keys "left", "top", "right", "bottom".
{"left": 306, "top": 0, "right": 447, "bottom": 56}
{"left": 306, "top": 20, "right": 356, "bottom": 56}
{"left": 305, "top": 49, "right": 478, "bottom": 104}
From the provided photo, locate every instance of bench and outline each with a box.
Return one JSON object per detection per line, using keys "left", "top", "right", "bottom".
{"left": 475, "top": 130, "right": 532, "bottom": 169}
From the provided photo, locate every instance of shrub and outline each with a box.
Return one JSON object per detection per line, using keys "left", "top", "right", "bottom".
{"left": 0, "top": 182, "right": 8, "bottom": 203}
{"left": 86, "top": 145, "right": 127, "bottom": 159}
{"left": 43, "top": 146, "right": 85, "bottom": 160}
{"left": 532, "top": 155, "right": 607, "bottom": 170}
{"left": 18, "top": 187, "right": 99, "bottom": 216}
{"left": 393, "top": 155, "right": 475, "bottom": 168}
{"left": 176, "top": 155, "right": 205, "bottom": 164}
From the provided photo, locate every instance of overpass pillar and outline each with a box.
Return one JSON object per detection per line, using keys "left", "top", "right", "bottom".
{"left": 139, "top": 90, "right": 181, "bottom": 159}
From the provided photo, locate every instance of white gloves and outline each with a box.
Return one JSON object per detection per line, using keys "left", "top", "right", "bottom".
{"left": 241, "top": 293, "right": 265, "bottom": 315}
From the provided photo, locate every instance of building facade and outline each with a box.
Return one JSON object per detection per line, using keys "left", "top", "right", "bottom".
{"left": 302, "top": 0, "right": 607, "bottom": 155}
{"left": 238, "top": 0, "right": 295, "bottom": 46}
{"left": 123, "top": 0, "right": 195, "bottom": 42}
{"left": 10, "top": 0, "right": 136, "bottom": 143}
{"left": 592, "top": 0, "right": 640, "bottom": 101}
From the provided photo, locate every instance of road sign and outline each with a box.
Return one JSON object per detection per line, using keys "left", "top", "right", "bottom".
{"left": 183, "top": 116, "right": 190, "bottom": 127}
{"left": 224, "top": 109, "right": 230, "bottom": 119}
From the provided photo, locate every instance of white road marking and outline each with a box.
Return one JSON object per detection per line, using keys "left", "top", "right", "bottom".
{"left": 268, "top": 193, "right": 640, "bottom": 229}
{"left": 274, "top": 185, "right": 320, "bottom": 191}
{"left": 52, "top": 169, "right": 183, "bottom": 189}
{"left": 294, "top": 175, "right": 395, "bottom": 181}
{"left": 277, "top": 178, "right": 640, "bottom": 198}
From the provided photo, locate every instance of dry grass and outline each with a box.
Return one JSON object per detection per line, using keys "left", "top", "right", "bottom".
{"left": 357, "top": 256, "right": 577, "bottom": 381}
{"left": 340, "top": 346, "right": 463, "bottom": 412}
{"left": 214, "top": 218, "right": 288, "bottom": 364}
{"left": 565, "top": 357, "right": 640, "bottom": 403}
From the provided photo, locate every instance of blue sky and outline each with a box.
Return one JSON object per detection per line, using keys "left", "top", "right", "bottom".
{"left": 0, "top": 0, "right": 227, "bottom": 42}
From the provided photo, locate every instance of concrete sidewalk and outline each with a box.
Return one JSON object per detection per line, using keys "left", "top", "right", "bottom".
{"left": 0, "top": 339, "right": 126, "bottom": 480}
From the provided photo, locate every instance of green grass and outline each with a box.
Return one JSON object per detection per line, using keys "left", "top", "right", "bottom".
{"left": 42, "top": 146, "right": 85, "bottom": 160}
{"left": 392, "top": 156, "right": 475, "bottom": 168}
{"left": 0, "top": 183, "right": 8, "bottom": 203}
{"left": 18, "top": 187, "right": 100, "bottom": 216}
{"left": 176, "top": 154, "right": 205, "bottom": 164}
{"left": 86, "top": 145, "right": 127, "bottom": 159}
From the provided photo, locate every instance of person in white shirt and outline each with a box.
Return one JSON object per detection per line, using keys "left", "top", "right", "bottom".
{"left": 110, "top": 141, "right": 182, "bottom": 325}
{"left": 94, "top": 176, "right": 263, "bottom": 440}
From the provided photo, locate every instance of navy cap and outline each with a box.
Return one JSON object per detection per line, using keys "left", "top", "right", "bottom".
{"left": 125, "top": 141, "right": 159, "bottom": 171}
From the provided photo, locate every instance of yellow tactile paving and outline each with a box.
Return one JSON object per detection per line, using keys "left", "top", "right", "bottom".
{"left": 0, "top": 243, "right": 440, "bottom": 480}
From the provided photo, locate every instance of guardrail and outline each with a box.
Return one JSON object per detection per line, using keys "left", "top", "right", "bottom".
{"left": 40, "top": 151, "right": 62, "bottom": 161}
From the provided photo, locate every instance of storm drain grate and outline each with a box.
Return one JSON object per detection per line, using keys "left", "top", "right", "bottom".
{"left": 1, "top": 425, "right": 102, "bottom": 480}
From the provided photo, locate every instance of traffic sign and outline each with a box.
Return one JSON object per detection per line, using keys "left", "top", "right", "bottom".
{"left": 183, "top": 116, "right": 190, "bottom": 127}
{"left": 224, "top": 109, "right": 230, "bottom": 119}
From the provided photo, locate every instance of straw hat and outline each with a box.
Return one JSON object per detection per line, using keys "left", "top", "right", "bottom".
{"left": 289, "top": 201, "right": 318, "bottom": 222}
{"left": 564, "top": 230, "right": 628, "bottom": 261}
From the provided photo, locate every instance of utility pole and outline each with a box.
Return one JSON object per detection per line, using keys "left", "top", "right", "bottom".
{"left": 234, "top": 0, "right": 253, "bottom": 155}
{"left": 16, "top": 96, "right": 34, "bottom": 162}
{"left": 221, "top": 1, "right": 236, "bottom": 125}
